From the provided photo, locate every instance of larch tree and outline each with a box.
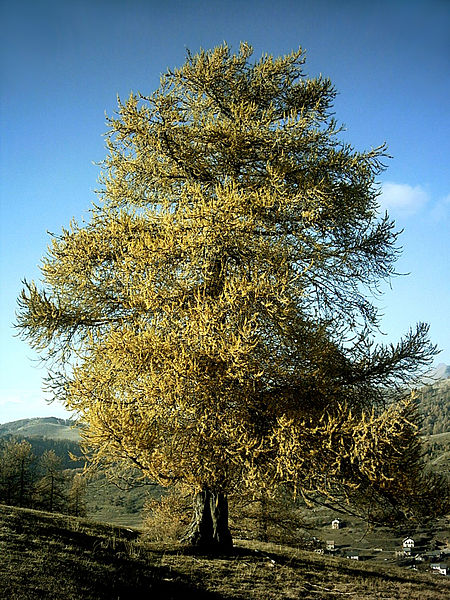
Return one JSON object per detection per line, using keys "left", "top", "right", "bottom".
{"left": 0, "top": 438, "right": 35, "bottom": 507}
{"left": 68, "top": 472, "right": 87, "bottom": 517}
{"left": 35, "top": 449, "right": 67, "bottom": 513}
{"left": 17, "top": 43, "right": 447, "bottom": 550}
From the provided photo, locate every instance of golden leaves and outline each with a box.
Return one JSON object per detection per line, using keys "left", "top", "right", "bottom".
{"left": 16, "top": 43, "right": 441, "bottom": 518}
{"left": 267, "top": 395, "right": 425, "bottom": 503}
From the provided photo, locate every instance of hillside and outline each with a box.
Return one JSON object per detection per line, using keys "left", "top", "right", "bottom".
{"left": 0, "top": 417, "right": 80, "bottom": 442}
{"left": 417, "top": 376, "right": 450, "bottom": 437}
{"left": 0, "top": 504, "right": 448, "bottom": 600}
{"left": 416, "top": 373, "right": 450, "bottom": 475}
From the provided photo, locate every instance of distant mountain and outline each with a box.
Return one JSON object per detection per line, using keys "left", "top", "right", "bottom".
{"left": 434, "top": 363, "right": 450, "bottom": 379}
{"left": 0, "top": 416, "right": 80, "bottom": 442}
{"left": 0, "top": 417, "right": 84, "bottom": 469}
{"left": 422, "top": 363, "right": 450, "bottom": 384}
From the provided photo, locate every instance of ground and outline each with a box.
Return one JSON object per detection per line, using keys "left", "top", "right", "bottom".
{"left": 0, "top": 504, "right": 448, "bottom": 600}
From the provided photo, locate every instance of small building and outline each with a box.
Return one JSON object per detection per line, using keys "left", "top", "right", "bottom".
{"left": 431, "top": 563, "right": 448, "bottom": 576}
{"left": 403, "top": 537, "right": 415, "bottom": 549}
{"left": 326, "top": 540, "right": 335, "bottom": 551}
{"left": 331, "top": 518, "right": 341, "bottom": 530}
{"left": 346, "top": 551, "right": 359, "bottom": 561}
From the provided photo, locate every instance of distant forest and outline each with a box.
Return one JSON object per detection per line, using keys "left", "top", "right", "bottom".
{"left": 0, "top": 435, "right": 83, "bottom": 469}
{"left": 418, "top": 377, "right": 450, "bottom": 436}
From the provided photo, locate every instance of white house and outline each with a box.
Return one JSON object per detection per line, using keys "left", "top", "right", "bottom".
{"left": 403, "top": 537, "right": 415, "bottom": 549}
{"left": 331, "top": 519, "right": 341, "bottom": 530}
{"left": 326, "top": 540, "right": 335, "bottom": 551}
{"left": 431, "top": 563, "right": 448, "bottom": 576}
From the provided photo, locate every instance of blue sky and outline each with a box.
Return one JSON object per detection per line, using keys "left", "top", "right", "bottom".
{"left": 0, "top": 0, "right": 449, "bottom": 423}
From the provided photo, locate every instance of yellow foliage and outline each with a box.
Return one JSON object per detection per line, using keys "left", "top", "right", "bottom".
{"left": 16, "top": 43, "right": 444, "bottom": 521}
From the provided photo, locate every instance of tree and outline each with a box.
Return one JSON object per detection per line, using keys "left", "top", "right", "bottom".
{"left": 67, "top": 472, "right": 87, "bottom": 517}
{"left": 17, "top": 43, "right": 447, "bottom": 550}
{"left": 35, "top": 450, "right": 67, "bottom": 513}
{"left": 0, "top": 438, "right": 35, "bottom": 507}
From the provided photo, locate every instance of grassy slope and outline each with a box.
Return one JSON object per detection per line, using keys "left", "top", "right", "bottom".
{"left": 0, "top": 417, "right": 80, "bottom": 442}
{"left": 0, "top": 505, "right": 449, "bottom": 600}
{"left": 85, "top": 472, "right": 160, "bottom": 528}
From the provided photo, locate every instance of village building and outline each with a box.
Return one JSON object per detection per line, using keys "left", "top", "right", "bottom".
{"left": 403, "top": 537, "right": 415, "bottom": 549}
{"left": 331, "top": 518, "right": 341, "bottom": 530}
{"left": 430, "top": 563, "right": 449, "bottom": 576}
{"left": 326, "top": 540, "right": 335, "bottom": 551}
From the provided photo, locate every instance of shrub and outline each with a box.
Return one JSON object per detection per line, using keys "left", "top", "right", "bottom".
{"left": 141, "top": 486, "right": 191, "bottom": 542}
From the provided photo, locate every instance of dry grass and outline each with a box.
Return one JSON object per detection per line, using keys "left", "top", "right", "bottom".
{"left": 0, "top": 504, "right": 448, "bottom": 600}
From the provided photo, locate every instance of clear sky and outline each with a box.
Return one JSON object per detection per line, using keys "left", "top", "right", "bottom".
{"left": 0, "top": 0, "right": 449, "bottom": 423}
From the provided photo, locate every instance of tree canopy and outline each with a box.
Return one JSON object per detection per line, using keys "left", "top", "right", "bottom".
{"left": 17, "top": 43, "right": 446, "bottom": 548}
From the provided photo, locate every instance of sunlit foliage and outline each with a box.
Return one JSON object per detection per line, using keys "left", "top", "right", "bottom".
{"left": 17, "top": 44, "right": 446, "bottom": 544}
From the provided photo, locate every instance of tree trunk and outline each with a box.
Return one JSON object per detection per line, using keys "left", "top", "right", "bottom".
{"left": 50, "top": 475, "right": 54, "bottom": 512}
{"left": 182, "top": 488, "right": 233, "bottom": 551}
{"left": 19, "top": 458, "right": 25, "bottom": 507}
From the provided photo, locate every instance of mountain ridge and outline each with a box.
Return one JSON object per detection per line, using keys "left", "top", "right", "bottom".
{"left": 0, "top": 416, "right": 80, "bottom": 441}
{"left": 422, "top": 363, "right": 450, "bottom": 384}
